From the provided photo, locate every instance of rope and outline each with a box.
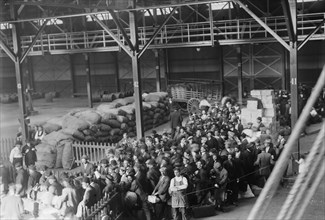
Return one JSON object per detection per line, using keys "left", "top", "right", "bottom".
{"left": 183, "top": 164, "right": 273, "bottom": 196}
{"left": 276, "top": 122, "right": 325, "bottom": 220}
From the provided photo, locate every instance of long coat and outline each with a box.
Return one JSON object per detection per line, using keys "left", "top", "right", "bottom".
{"left": 170, "top": 110, "right": 182, "bottom": 129}
{"left": 152, "top": 175, "right": 171, "bottom": 202}
{"left": 254, "top": 151, "right": 272, "bottom": 177}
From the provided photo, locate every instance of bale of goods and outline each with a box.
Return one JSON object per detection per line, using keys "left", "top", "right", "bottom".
{"left": 61, "top": 128, "right": 76, "bottom": 136}
{"left": 82, "top": 129, "right": 94, "bottom": 136}
{"left": 117, "top": 109, "right": 127, "bottom": 116}
{"left": 101, "top": 93, "right": 116, "bottom": 102}
{"left": 98, "top": 137, "right": 110, "bottom": 142}
{"left": 89, "top": 125, "right": 99, "bottom": 133}
{"left": 43, "top": 122, "right": 62, "bottom": 134}
{"left": 121, "top": 123, "right": 128, "bottom": 131}
{"left": 110, "top": 128, "right": 121, "bottom": 136}
{"left": 143, "top": 92, "right": 168, "bottom": 102}
{"left": 116, "top": 115, "right": 128, "bottom": 123}
{"left": 113, "top": 92, "right": 124, "bottom": 99}
{"left": 127, "top": 121, "right": 136, "bottom": 127}
{"left": 97, "top": 103, "right": 117, "bottom": 112}
{"left": 105, "top": 119, "right": 121, "bottom": 128}
{"left": 147, "top": 101, "right": 159, "bottom": 108}
{"left": 95, "top": 131, "right": 110, "bottom": 137}
{"left": 35, "top": 143, "right": 57, "bottom": 169}
{"left": 72, "top": 130, "right": 85, "bottom": 141}
{"left": 126, "top": 114, "right": 135, "bottom": 121}
{"left": 100, "top": 113, "right": 117, "bottom": 124}
{"left": 46, "top": 117, "right": 64, "bottom": 127}
{"left": 62, "top": 141, "right": 74, "bottom": 170}
{"left": 62, "top": 115, "right": 89, "bottom": 131}
{"left": 55, "top": 141, "right": 65, "bottom": 168}
{"left": 84, "top": 136, "right": 95, "bottom": 142}
{"left": 142, "top": 102, "right": 153, "bottom": 111}
{"left": 98, "top": 124, "right": 111, "bottom": 131}
{"left": 42, "top": 131, "right": 72, "bottom": 146}
{"left": 112, "top": 97, "right": 134, "bottom": 106}
{"left": 74, "top": 110, "right": 102, "bottom": 124}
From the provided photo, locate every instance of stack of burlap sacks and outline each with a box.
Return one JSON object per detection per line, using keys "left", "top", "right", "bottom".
{"left": 35, "top": 92, "right": 170, "bottom": 170}
{"left": 241, "top": 90, "right": 277, "bottom": 131}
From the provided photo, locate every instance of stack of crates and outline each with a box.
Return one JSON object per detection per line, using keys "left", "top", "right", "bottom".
{"left": 241, "top": 90, "right": 277, "bottom": 130}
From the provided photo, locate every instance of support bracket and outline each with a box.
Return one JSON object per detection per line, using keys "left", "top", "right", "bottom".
{"left": 0, "top": 40, "right": 16, "bottom": 62}
{"left": 20, "top": 19, "right": 49, "bottom": 63}
{"left": 92, "top": 14, "right": 133, "bottom": 57}
{"left": 138, "top": 7, "right": 177, "bottom": 58}
{"left": 234, "top": 0, "right": 291, "bottom": 51}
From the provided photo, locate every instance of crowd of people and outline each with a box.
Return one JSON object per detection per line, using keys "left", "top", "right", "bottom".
{"left": 1, "top": 96, "right": 297, "bottom": 220}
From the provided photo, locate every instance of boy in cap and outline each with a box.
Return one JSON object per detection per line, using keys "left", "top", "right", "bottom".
{"left": 79, "top": 154, "right": 94, "bottom": 177}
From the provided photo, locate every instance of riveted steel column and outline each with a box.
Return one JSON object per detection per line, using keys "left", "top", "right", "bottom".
{"left": 289, "top": 0, "right": 299, "bottom": 162}
{"left": 85, "top": 53, "right": 93, "bottom": 108}
{"left": 129, "top": 0, "right": 144, "bottom": 139}
{"left": 10, "top": 0, "right": 28, "bottom": 141}
{"left": 237, "top": 46, "right": 243, "bottom": 105}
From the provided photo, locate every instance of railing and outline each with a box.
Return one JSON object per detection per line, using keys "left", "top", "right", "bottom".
{"left": 83, "top": 192, "right": 123, "bottom": 220}
{"left": 72, "top": 141, "right": 118, "bottom": 166}
{"left": 1, "top": 12, "right": 324, "bottom": 56}
{"left": 0, "top": 138, "right": 16, "bottom": 163}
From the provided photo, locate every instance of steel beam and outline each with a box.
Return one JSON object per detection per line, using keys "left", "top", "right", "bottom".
{"left": 92, "top": 15, "right": 133, "bottom": 57}
{"left": 10, "top": 0, "right": 28, "bottom": 142}
{"left": 237, "top": 46, "right": 243, "bottom": 105}
{"left": 138, "top": 7, "right": 177, "bottom": 58}
{"left": 6, "top": 0, "right": 230, "bottom": 23}
{"left": 20, "top": 19, "right": 49, "bottom": 64}
{"left": 129, "top": 0, "right": 144, "bottom": 139}
{"left": 298, "top": 18, "right": 325, "bottom": 50}
{"left": 234, "top": 0, "right": 291, "bottom": 51}
{"left": 113, "top": 52, "right": 120, "bottom": 92}
{"left": 85, "top": 53, "right": 93, "bottom": 108}
{"left": 155, "top": 50, "right": 161, "bottom": 92}
{"left": 0, "top": 40, "right": 16, "bottom": 62}
{"left": 289, "top": 0, "right": 299, "bottom": 164}
{"left": 108, "top": 9, "right": 135, "bottom": 52}
{"left": 209, "top": 3, "right": 215, "bottom": 46}
{"left": 281, "top": 0, "right": 295, "bottom": 42}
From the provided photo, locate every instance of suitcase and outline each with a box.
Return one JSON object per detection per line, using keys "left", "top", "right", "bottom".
{"left": 191, "top": 204, "right": 216, "bottom": 218}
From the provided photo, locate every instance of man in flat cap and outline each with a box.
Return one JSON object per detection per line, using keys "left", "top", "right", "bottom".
{"left": 79, "top": 154, "right": 94, "bottom": 177}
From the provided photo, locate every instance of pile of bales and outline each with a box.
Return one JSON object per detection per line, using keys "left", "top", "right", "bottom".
{"left": 35, "top": 92, "right": 170, "bottom": 170}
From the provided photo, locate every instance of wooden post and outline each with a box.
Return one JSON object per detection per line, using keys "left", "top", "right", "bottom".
{"left": 155, "top": 49, "right": 161, "bottom": 92}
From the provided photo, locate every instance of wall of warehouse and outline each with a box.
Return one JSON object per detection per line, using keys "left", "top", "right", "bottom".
{"left": 0, "top": 41, "right": 324, "bottom": 97}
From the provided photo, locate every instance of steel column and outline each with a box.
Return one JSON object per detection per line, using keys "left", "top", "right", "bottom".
{"left": 155, "top": 50, "right": 161, "bottom": 92}
{"left": 129, "top": 0, "right": 144, "bottom": 139}
{"left": 237, "top": 46, "right": 243, "bottom": 105}
{"left": 85, "top": 53, "right": 93, "bottom": 108}
{"left": 70, "top": 54, "right": 76, "bottom": 96}
{"left": 289, "top": 0, "right": 299, "bottom": 163}
{"left": 114, "top": 52, "right": 120, "bottom": 92}
{"left": 10, "top": 0, "right": 28, "bottom": 141}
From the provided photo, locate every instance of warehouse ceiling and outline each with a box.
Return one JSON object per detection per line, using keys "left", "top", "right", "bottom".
{"left": 0, "top": 0, "right": 324, "bottom": 56}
